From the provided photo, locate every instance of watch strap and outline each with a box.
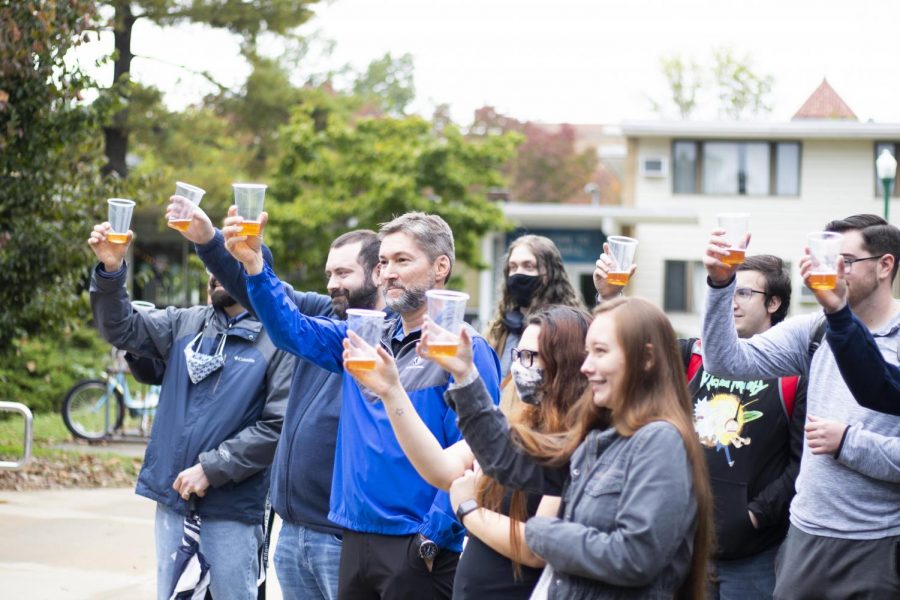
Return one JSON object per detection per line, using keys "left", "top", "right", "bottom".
{"left": 455, "top": 498, "right": 479, "bottom": 523}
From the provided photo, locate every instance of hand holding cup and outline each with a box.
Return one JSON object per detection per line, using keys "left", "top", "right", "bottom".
{"left": 418, "top": 318, "right": 476, "bottom": 382}
{"left": 342, "top": 330, "right": 402, "bottom": 398}
{"left": 800, "top": 246, "right": 848, "bottom": 314}
{"left": 222, "top": 205, "right": 268, "bottom": 274}
{"left": 88, "top": 222, "right": 131, "bottom": 272}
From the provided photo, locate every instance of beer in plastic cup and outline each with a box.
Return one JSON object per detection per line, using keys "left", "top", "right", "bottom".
{"left": 807, "top": 231, "right": 843, "bottom": 290}
{"left": 233, "top": 183, "right": 267, "bottom": 236}
{"left": 606, "top": 236, "right": 639, "bottom": 286}
{"left": 168, "top": 181, "right": 206, "bottom": 232}
{"left": 425, "top": 290, "right": 469, "bottom": 357}
{"left": 717, "top": 213, "right": 750, "bottom": 266}
{"left": 345, "top": 309, "right": 386, "bottom": 372}
{"left": 107, "top": 199, "right": 135, "bottom": 244}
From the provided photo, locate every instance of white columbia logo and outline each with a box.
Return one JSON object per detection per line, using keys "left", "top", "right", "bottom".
{"left": 233, "top": 356, "right": 256, "bottom": 364}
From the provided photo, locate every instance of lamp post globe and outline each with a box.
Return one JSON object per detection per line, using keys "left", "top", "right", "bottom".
{"left": 876, "top": 148, "right": 897, "bottom": 221}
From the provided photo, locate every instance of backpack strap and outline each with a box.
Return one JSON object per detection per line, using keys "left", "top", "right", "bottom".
{"left": 779, "top": 375, "right": 799, "bottom": 419}
{"left": 808, "top": 315, "right": 827, "bottom": 362}
{"left": 683, "top": 338, "right": 703, "bottom": 383}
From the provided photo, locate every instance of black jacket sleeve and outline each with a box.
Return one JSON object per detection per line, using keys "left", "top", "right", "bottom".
{"left": 826, "top": 304, "right": 900, "bottom": 416}
{"left": 448, "top": 375, "right": 568, "bottom": 495}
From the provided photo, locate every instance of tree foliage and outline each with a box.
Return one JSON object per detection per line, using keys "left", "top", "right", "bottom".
{"left": 0, "top": 0, "right": 110, "bottom": 353}
{"left": 352, "top": 52, "right": 416, "bottom": 116}
{"left": 265, "top": 92, "right": 518, "bottom": 291}
{"left": 470, "top": 106, "right": 597, "bottom": 203}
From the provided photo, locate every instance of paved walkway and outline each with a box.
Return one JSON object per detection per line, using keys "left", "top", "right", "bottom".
{"left": 0, "top": 487, "right": 284, "bottom": 599}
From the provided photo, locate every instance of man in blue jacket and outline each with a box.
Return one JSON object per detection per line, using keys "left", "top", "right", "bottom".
{"left": 223, "top": 210, "right": 501, "bottom": 600}
{"left": 88, "top": 221, "right": 294, "bottom": 600}
{"left": 168, "top": 199, "right": 383, "bottom": 600}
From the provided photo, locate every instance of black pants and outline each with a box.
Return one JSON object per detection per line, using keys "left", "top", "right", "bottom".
{"left": 337, "top": 530, "right": 459, "bottom": 600}
{"left": 774, "top": 525, "right": 900, "bottom": 599}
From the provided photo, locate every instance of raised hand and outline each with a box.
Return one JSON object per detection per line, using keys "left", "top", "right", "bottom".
{"left": 165, "top": 195, "right": 215, "bottom": 244}
{"left": 799, "top": 248, "right": 848, "bottom": 314}
{"left": 417, "top": 318, "right": 475, "bottom": 382}
{"left": 593, "top": 241, "right": 636, "bottom": 301}
{"left": 342, "top": 331, "right": 403, "bottom": 398}
{"left": 87, "top": 222, "right": 131, "bottom": 272}
{"left": 222, "top": 205, "right": 268, "bottom": 274}
{"left": 703, "top": 228, "right": 748, "bottom": 285}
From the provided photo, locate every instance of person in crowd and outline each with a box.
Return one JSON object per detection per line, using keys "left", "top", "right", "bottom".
{"left": 800, "top": 240, "right": 900, "bottom": 416}
{"left": 419, "top": 297, "right": 713, "bottom": 599}
{"left": 223, "top": 210, "right": 501, "bottom": 600}
{"left": 595, "top": 253, "right": 805, "bottom": 599}
{"left": 700, "top": 214, "right": 900, "bottom": 599}
{"left": 485, "top": 235, "right": 584, "bottom": 389}
{"left": 342, "top": 305, "right": 593, "bottom": 599}
{"left": 168, "top": 198, "right": 382, "bottom": 600}
{"left": 88, "top": 222, "right": 293, "bottom": 600}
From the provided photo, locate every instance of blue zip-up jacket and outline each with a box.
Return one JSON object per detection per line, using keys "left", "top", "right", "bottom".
{"left": 90, "top": 263, "right": 294, "bottom": 524}
{"left": 196, "top": 231, "right": 342, "bottom": 533}
{"left": 247, "top": 262, "right": 501, "bottom": 551}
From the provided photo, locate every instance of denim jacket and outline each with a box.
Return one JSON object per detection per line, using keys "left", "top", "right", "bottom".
{"left": 448, "top": 377, "right": 697, "bottom": 600}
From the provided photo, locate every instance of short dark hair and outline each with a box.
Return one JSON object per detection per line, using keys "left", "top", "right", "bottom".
{"left": 737, "top": 255, "right": 791, "bottom": 325}
{"left": 825, "top": 214, "right": 900, "bottom": 282}
{"left": 331, "top": 229, "right": 380, "bottom": 281}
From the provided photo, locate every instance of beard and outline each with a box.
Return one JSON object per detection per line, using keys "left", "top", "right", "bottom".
{"left": 210, "top": 288, "right": 237, "bottom": 310}
{"left": 847, "top": 273, "right": 879, "bottom": 310}
{"left": 383, "top": 274, "right": 435, "bottom": 314}
{"left": 330, "top": 282, "right": 380, "bottom": 320}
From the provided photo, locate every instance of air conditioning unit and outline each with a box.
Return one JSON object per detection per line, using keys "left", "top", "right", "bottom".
{"left": 640, "top": 155, "right": 669, "bottom": 178}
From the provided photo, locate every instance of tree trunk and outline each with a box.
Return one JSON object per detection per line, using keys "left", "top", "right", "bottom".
{"left": 103, "top": 1, "right": 135, "bottom": 177}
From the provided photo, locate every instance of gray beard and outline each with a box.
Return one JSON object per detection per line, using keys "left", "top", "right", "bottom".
{"left": 384, "top": 284, "right": 428, "bottom": 314}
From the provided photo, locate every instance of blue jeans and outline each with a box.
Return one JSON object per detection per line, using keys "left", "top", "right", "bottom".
{"left": 274, "top": 522, "right": 342, "bottom": 600}
{"left": 713, "top": 545, "right": 779, "bottom": 600}
{"left": 155, "top": 502, "right": 263, "bottom": 600}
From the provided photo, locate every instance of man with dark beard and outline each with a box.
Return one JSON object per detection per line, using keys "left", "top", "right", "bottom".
{"left": 88, "top": 222, "right": 293, "bottom": 600}
{"left": 166, "top": 197, "right": 383, "bottom": 600}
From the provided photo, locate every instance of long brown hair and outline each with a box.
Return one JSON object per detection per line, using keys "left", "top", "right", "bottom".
{"left": 564, "top": 297, "right": 713, "bottom": 599}
{"left": 485, "top": 235, "right": 584, "bottom": 356}
{"left": 476, "top": 305, "right": 593, "bottom": 574}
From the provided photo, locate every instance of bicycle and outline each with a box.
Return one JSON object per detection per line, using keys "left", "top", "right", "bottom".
{"left": 61, "top": 348, "right": 161, "bottom": 441}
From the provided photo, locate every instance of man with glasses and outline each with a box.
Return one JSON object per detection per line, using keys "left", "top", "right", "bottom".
{"left": 595, "top": 253, "right": 804, "bottom": 599}
{"left": 700, "top": 214, "right": 900, "bottom": 599}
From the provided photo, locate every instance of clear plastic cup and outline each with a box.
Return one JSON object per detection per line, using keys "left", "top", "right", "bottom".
{"left": 425, "top": 290, "right": 470, "bottom": 357}
{"left": 107, "top": 199, "right": 135, "bottom": 245}
{"left": 807, "top": 231, "right": 844, "bottom": 290}
{"left": 233, "top": 183, "right": 267, "bottom": 236}
{"left": 606, "top": 236, "right": 639, "bottom": 286}
{"left": 345, "top": 309, "right": 386, "bottom": 371}
{"left": 131, "top": 300, "right": 156, "bottom": 311}
{"left": 168, "top": 181, "right": 206, "bottom": 232}
{"left": 717, "top": 213, "right": 750, "bottom": 266}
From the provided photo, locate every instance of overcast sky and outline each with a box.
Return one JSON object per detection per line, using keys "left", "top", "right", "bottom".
{"left": 81, "top": 0, "right": 900, "bottom": 125}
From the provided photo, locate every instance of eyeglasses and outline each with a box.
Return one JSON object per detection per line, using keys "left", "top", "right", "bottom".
{"left": 734, "top": 287, "right": 768, "bottom": 303}
{"left": 841, "top": 254, "right": 885, "bottom": 272}
{"left": 511, "top": 348, "right": 539, "bottom": 368}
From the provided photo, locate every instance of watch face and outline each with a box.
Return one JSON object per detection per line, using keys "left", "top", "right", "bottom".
{"left": 418, "top": 538, "right": 439, "bottom": 560}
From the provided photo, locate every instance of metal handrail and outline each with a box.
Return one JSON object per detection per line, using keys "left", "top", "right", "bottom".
{"left": 0, "top": 401, "right": 33, "bottom": 470}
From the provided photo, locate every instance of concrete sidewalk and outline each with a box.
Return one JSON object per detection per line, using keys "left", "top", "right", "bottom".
{"left": 0, "top": 487, "right": 284, "bottom": 599}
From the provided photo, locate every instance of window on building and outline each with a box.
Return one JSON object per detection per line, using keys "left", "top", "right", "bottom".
{"left": 664, "top": 260, "right": 707, "bottom": 312}
{"left": 673, "top": 140, "right": 801, "bottom": 196}
{"left": 874, "top": 143, "right": 900, "bottom": 197}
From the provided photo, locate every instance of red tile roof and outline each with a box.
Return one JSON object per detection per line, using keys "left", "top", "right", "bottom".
{"left": 792, "top": 79, "right": 857, "bottom": 120}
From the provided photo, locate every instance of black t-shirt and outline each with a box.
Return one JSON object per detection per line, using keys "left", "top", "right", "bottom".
{"left": 452, "top": 492, "right": 544, "bottom": 600}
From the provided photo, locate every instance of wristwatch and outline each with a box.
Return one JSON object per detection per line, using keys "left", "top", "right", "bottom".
{"left": 455, "top": 498, "right": 479, "bottom": 523}
{"left": 416, "top": 533, "right": 439, "bottom": 560}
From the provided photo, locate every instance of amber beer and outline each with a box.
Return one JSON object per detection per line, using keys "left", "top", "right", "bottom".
{"left": 722, "top": 248, "right": 746, "bottom": 266}
{"left": 240, "top": 221, "right": 262, "bottom": 236}
{"left": 107, "top": 232, "right": 129, "bottom": 244}
{"left": 345, "top": 357, "right": 376, "bottom": 371}
{"left": 168, "top": 219, "right": 192, "bottom": 232}
{"left": 426, "top": 342, "right": 459, "bottom": 357}
{"left": 808, "top": 273, "right": 837, "bottom": 290}
{"left": 607, "top": 271, "right": 630, "bottom": 286}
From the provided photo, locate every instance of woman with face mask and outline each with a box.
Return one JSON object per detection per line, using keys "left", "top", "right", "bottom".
{"left": 485, "top": 236, "right": 584, "bottom": 389}
{"left": 343, "top": 306, "right": 594, "bottom": 599}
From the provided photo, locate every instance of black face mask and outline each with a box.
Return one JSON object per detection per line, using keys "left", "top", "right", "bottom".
{"left": 507, "top": 273, "right": 542, "bottom": 308}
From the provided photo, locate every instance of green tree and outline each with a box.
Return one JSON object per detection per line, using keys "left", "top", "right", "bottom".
{"left": 0, "top": 0, "right": 110, "bottom": 352}
{"left": 102, "top": 0, "right": 321, "bottom": 176}
{"left": 351, "top": 52, "right": 416, "bottom": 116}
{"left": 652, "top": 56, "right": 702, "bottom": 119}
{"left": 265, "top": 94, "right": 518, "bottom": 291}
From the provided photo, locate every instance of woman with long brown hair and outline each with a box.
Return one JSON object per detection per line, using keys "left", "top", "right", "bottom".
{"left": 342, "top": 305, "right": 594, "bottom": 599}
{"left": 438, "top": 297, "right": 714, "bottom": 599}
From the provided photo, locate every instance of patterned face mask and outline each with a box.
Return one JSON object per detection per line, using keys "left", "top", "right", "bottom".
{"left": 510, "top": 361, "right": 545, "bottom": 406}
{"left": 183, "top": 331, "right": 227, "bottom": 384}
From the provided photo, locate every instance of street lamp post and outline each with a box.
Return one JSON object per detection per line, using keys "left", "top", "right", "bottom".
{"left": 876, "top": 148, "right": 897, "bottom": 222}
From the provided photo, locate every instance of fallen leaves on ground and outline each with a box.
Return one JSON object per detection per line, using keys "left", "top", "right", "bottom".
{"left": 0, "top": 453, "right": 141, "bottom": 490}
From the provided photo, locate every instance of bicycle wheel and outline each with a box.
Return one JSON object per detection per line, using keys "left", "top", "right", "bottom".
{"left": 62, "top": 379, "right": 125, "bottom": 440}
